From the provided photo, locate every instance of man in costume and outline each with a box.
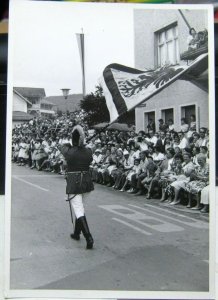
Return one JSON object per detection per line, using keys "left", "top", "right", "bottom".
{"left": 60, "top": 125, "right": 94, "bottom": 249}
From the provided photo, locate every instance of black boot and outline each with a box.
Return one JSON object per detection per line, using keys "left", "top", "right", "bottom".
{"left": 78, "top": 216, "right": 94, "bottom": 249}
{"left": 70, "top": 218, "right": 81, "bottom": 241}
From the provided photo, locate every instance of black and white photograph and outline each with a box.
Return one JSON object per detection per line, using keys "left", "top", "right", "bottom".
{"left": 5, "top": 1, "right": 216, "bottom": 299}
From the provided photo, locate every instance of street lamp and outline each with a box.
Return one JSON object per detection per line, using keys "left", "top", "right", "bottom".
{"left": 61, "top": 88, "right": 71, "bottom": 100}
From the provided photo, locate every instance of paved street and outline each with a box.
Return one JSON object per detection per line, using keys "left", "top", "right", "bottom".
{"left": 10, "top": 164, "right": 209, "bottom": 291}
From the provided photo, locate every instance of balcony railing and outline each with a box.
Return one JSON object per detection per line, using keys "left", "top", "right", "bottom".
{"left": 180, "top": 44, "right": 208, "bottom": 61}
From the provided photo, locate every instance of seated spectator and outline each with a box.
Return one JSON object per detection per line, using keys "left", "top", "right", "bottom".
{"left": 165, "top": 137, "right": 173, "bottom": 151}
{"left": 146, "top": 148, "right": 175, "bottom": 199}
{"left": 90, "top": 149, "right": 103, "bottom": 182}
{"left": 152, "top": 146, "right": 165, "bottom": 165}
{"left": 192, "top": 146, "right": 200, "bottom": 166}
{"left": 111, "top": 148, "right": 125, "bottom": 186}
{"left": 172, "top": 134, "right": 180, "bottom": 149}
{"left": 114, "top": 150, "right": 134, "bottom": 191}
{"left": 97, "top": 149, "right": 111, "bottom": 184}
{"left": 189, "top": 132, "right": 200, "bottom": 148}
{"left": 178, "top": 131, "right": 189, "bottom": 150}
{"left": 102, "top": 147, "right": 117, "bottom": 186}
{"left": 135, "top": 134, "right": 148, "bottom": 152}
{"left": 146, "top": 130, "right": 158, "bottom": 147}
{"left": 185, "top": 154, "right": 209, "bottom": 209}
{"left": 120, "top": 158, "right": 141, "bottom": 193}
{"left": 200, "top": 146, "right": 209, "bottom": 162}
{"left": 169, "top": 152, "right": 195, "bottom": 205}
{"left": 195, "top": 127, "right": 209, "bottom": 147}
{"left": 132, "top": 151, "right": 148, "bottom": 195}
{"left": 127, "top": 131, "right": 136, "bottom": 145}
{"left": 159, "top": 152, "right": 183, "bottom": 202}
{"left": 141, "top": 156, "right": 158, "bottom": 195}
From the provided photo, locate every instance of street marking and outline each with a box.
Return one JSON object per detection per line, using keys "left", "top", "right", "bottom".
{"left": 12, "top": 175, "right": 63, "bottom": 178}
{"left": 99, "top": 205, "right": 184, "bottom": 233}
{"left": 141, "top": 202, "right": 208, "bottom": 222}
{"left": 112, "top": 218, "right": 152, "bottom": 235}
{"left": 13, "top": 176, "right": 49, "bottom": 192}
{"left": 129, "top": 204, "right": 208, "bottom": 229}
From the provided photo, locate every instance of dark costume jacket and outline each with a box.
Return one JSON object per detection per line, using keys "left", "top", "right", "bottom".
{"left": 61, "top": 144, "right": 94, "bottom": 195}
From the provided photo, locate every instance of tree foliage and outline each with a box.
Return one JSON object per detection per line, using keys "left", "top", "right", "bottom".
{"left": 80, "top": 85, "right": 135, "bottom": 127}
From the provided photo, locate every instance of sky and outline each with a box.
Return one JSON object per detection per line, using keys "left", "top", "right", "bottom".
{"left": 9, "top": 1, "right": 137, "bottom": 97}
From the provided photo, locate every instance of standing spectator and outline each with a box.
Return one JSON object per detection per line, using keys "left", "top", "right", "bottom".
{"left": 180, "top": 118, "right": 189, "bottom": 133}
{"left": 158, "top": 119, "right": 168, "bottom": 132}
{"left": 167, "top": 119, "right": 175, "bottom": 133}
{"left": 187, "top": 114, "right": 196, "bottom": 139}
{"left": 147, "top": 119, "right": 156, "bottom": 132}
{"left": 18, "top": 137, "right": 29, "bottom": 166}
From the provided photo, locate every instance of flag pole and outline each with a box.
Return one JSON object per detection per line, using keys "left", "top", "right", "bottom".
{"left": 178, "top": 9, "right": 192, "bottom": 30}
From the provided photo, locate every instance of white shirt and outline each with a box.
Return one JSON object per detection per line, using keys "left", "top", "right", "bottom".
{"left": 178, "top": 137, "right": 189, "bottom": 149}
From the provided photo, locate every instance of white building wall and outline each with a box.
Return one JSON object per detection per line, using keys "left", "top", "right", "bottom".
{"left": 134, "top": 9, "right": 208, "bottom": 133}
{"left": 13, "top": 93, "right": 28, "bottom": 113}
{"left": 134, "top": 9, "right": 208, "bottom": 69}
{"left": 135, "top": 79, "right": 208, "bottom": 132}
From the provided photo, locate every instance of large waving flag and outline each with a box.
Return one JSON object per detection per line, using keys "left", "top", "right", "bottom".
{"left": 100, "top": 53, "right": 208, "bottom": 123}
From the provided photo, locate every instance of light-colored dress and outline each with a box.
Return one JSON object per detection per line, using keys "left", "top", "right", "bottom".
{"left": 18, "top": 142, "right": 29, "bottom": 159}
{"left": 185, "top": 163, "right": 209, "bottom": 194}
{"left": 170, "top": 161, "right": 195, "bottom": 191}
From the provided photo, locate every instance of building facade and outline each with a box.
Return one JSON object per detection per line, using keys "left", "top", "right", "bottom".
{"left": 13, "top": 89, "right": 33, "bottom": 127}
{"left": 14, "top": 87, "right": 55, "bottom": 117}
{"left": 134, "top": 9, "right": 208, "bottom": 132}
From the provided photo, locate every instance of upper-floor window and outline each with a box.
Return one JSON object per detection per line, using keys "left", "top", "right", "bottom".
{"left": 156, "top": 23, "right": 179, "bottom": 67}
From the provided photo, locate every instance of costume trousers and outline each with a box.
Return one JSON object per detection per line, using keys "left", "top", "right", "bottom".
{"left": 69, "top": 194, "right": 85, "bottom": 219}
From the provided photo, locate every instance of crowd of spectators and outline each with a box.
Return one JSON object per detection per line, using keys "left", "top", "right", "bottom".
{"left": 12, "top": 113, "right": 210, "bottom": 214}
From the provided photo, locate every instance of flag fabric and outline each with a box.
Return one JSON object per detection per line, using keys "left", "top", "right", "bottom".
{"left": 101, "top": 53, "right": 208, "bottom": 123}
{"left": 76, "top": 33, "right": 86, "bottom": 97}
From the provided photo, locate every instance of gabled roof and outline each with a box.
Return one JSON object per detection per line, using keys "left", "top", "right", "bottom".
{"left": 13, "top": 89, "right": 32, "bottom": 105}
{"left": 13, "top": 87, "right": 46, "bottom": 98}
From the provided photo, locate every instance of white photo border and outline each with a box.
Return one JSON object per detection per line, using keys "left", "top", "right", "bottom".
{"left": 4, "top": 1, "right": 216, "bottom": 299}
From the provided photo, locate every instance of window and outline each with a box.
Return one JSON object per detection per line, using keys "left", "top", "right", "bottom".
{"left": 161, "top": 108, "right": 174, "bottom": 123}
{"left": 156, "top": 24, "right": 179, "bottom": 67}
{"left": 181, "top": 105, "right": 196, "bottom": 124}
{"left": 144, "top": 111, "right": 156, "bottom": 133}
